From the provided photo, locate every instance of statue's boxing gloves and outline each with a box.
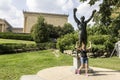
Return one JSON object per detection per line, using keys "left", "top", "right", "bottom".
{"left": 73, "top": 8, "right": 77, "bottom": 13}
{"left": 93, "top": 10, "right": 96, "bottom": 13}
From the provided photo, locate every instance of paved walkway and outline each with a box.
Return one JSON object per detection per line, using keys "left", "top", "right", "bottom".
{"left": 21, "top": 66, "right": 120, "bottom": 80}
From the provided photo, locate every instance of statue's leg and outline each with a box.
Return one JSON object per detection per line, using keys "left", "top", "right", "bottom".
{"left": 79, "top": 32, "right": 87, "bottom": 49}
{"left": 82, "top": 35, "right": 87, "bottom": 49}
{"left": 79, "top": 33, "right": 82, "bottom": 47}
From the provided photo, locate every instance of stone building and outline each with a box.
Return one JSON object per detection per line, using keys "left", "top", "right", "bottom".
{"left": 12, "top": 28, "right": 23, "bottom": 33}
{"left": 23, "top": 11, "right": 68, "bottom": 33}
{"left": 0, "top": 18, "right": 13, "bottom": 32}
{"left": 0, "top": 18, "right": 23, "bottom": 33}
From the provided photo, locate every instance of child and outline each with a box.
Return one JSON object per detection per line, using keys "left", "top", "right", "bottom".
{"left": 75, "top": 41, "right": 91, "bottom": 77}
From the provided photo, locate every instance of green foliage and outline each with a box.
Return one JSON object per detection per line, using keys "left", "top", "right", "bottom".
{"left": 79, "top": 0, "right": 120, "bottom": 26}
{"left": 89, "top": 34, "right": 117, "bottom": 52}
{"left": 89, "top": 35, "right": 108, "bottom": 54}
{"left": 57, "top": 32, "right": 78, "bottom": 52}
{"left": 0, "top": 50, "right": 72, "bottom": 80}
{"left": 91, "top": 44, "right": 105, "bottom": 54}
{"left": 47, "top": 23, "right": 74, "bottom": 38}
{"left": 54, "top": 26, "right": 64, "bottom": 37}
{"left": 37, "top": 42, "right": 56, "bottom": 50}
{"left": 31, "top": 16, "right": 74, "bottom": 41}
{"left": 0, "top": 38, "right": 37, "bottom": 54}
{"left": 47, "top": 25, "right": 64, "bottom": 38}
{"left": 56, "top": 29, "right": 116, "bottom": 54}
{"left": 0, "top": 38, "right": 35, "bottom": 44}
{"left": 62, "top": 23, "right": 74, "bottom": 35}
{"left": 80, "top": 0, "right": 99, "bottom": 5}
{"left": 87, "top": 24, "right": 111, "bottom": 35}
{"left": 47, "top": 24, "right": 59, "bottom": 38}
{"left": 31, "top": 16, "right": 49, "bottom": 43}
{"left": 0, "top": 32, "right": 33, "bottom": 41}
{"left": 109, "top": 14, "right": 120, "bottom": 37}
{"left": 0, "top": 43, "right": 37, "bottom": 54}
{"left": 89, "top": 35, "right": 110, "bottom": 44}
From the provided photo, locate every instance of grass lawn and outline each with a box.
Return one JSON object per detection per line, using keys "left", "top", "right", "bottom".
{"left": 89, "top": 57, "right": 120, "bottom": 70}
{"left": 0, "top": 50, "right": 72, "bottom": 80}
{"left": 0, "top": 38, "right": 35, "bottom": 44}
{"left": 0, "top": 50, "right": 120, "bottom": 80}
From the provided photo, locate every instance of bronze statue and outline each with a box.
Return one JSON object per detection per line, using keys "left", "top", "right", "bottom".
{"left": 73, "top": 8, "right": 96, "bottom": 49}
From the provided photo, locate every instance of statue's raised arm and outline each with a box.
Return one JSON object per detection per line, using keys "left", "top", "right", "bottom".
{"left": 73, "top": 8, "right": 81, "bottom": 25}
{"left": 85, "top": 10, "right": 96, "bottom": 23}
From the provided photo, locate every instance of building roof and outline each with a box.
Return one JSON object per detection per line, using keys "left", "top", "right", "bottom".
{"left": 23, "top": 11, "right": 69, "bottom": 17}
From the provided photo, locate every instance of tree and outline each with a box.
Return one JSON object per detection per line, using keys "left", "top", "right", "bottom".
{"left": 57, "top": 32, "right": 78, "bottom": 52}
{"left": 80, "top": 0, "right": 120, "bottom": 26}
{"left": 62, "top": 23, "right": 74, "bottom": 35}
{"left": 109, "top": 14, "right": 120, "bottom": 38}
{"left": 31, "top": 16, "right": 49, "bottom": 43}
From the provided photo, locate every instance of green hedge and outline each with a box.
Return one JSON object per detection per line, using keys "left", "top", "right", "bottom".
{"left": 0, "top": 43, "right": 38, "bottom": 54}
{"left": 89, "top": 35, "right": 110, "bottom": 44}
{"left": 0, "top": 32, "right": 33, "bottom": 41}
{"left": 0, "top": 42, "right": 56, "bottom": 54}
{"left": 57, "top": 32, "right": 78, "bottom": 52}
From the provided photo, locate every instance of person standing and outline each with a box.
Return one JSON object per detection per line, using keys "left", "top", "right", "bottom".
{"left": 75, "top": 41, "right": 91, "bottom": 77}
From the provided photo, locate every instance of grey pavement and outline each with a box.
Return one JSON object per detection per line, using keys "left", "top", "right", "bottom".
{"left": 21, "top": 66, "right": 120, "bottom": 80}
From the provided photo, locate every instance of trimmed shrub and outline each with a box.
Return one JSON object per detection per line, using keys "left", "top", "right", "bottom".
{"left": 89, "top": 35, "right": 117, "bottom": 57}
{"left": 0, "top": 43, "right": 38, "bottom": 54}
{"left": 89, "top": 35, "right": 110, "bottom": 45}
{"left": 0, "top": 32, "right": 33, "bottom": 41}
{"left": 57, "top": 32, "right": 78, "bottom": 52}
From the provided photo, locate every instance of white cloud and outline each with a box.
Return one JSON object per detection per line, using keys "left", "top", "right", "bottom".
{"left": 0, "top": 0, "right": 23, "bottom": 28}
{"left": 0, "top": 0, "right": 102, "bottom": 29}
{"left": 26, "top": 0, "right": 80, "bottom": 29}
{"left": 77, "top": 0, "right": 100, "bottom": 20}
{"left": 62, "top": 0, "right": 74, "bottom": 12}
{"left": 26, "top": 0, "right": 78, "bottom": 14}
{"left": 26, "top": 0, "right": 61, "bottom": 13}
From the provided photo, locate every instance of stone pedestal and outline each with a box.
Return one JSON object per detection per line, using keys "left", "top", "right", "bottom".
{"left": 115, "top": 41, "right": 120, "bottom": 58}
{"left": 73, "top": 55, "right": 80, "bottom": 69}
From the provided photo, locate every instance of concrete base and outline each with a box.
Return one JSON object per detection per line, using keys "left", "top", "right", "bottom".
{"left": 20, "top": 66, "right": 120, "bottom": 80}
{"left": 71, "top": 67, "right": 94, "bottom": 73}
{"left": 20, "top": 75, "right": 44, "bottom": 80}
{"left": 73, "top": 56, "right": 80, "bottom": 69}
{"left": 81, "top": 68, "right": 94, "bottom": 73}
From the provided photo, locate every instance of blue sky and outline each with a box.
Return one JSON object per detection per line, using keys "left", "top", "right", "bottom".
{"left": 0, "top": 0, "right": 102, "bottom": 29}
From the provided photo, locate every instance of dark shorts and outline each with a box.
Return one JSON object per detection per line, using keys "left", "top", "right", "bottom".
{"left": 80, "top": 57, "right": 88, "bottom": 64}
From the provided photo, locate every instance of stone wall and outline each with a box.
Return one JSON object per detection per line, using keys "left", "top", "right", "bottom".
{"left": 12, "top": 28, "right": 23, "bottom": 33}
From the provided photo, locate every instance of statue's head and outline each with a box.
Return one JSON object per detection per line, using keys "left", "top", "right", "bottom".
{"left": 80, "top": 16, "right": 85, "bottom": 22}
